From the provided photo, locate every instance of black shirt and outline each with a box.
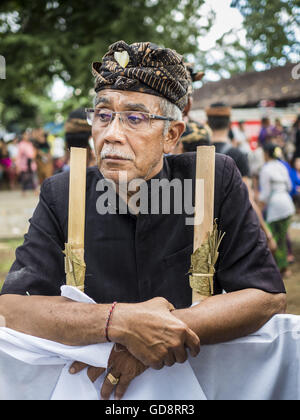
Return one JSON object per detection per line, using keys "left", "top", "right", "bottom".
{"left": 213, "top": 142, "right": 250, "bottom": 178}
{"left": 1, "top": 153, "right": 285, "bottom": 308}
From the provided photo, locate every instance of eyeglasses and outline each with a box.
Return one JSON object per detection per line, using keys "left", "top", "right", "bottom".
{"left": 85, "top": 108, "right": 176, "bottom": 130}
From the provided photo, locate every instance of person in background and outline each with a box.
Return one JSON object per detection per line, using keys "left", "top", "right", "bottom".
{"left": 6, "top": 137, "right": 19, "bottom": 189}
{"left": 232, "top": 121, "right": 251, "bottom": 154}
{"left": 0, "top": 138, "right": 14, "bottom": 189}
{"left": 0, "top": 138, "right": 6, "bottom": 187}
{"left": 259, "top": 144, "right": 296, "bottom": 276}
{"left": 293, "top": 116, "right": 300, "bottom": 159}
{"left": 279, "top": 155, "right": 300, "bottom": 264}
{"left": 206, "top": 103, "right": 250, "bottom": 178}
{"left": 32, "top": 129, "right": 53, "bottom": 184}
{"left": 273, "top": 118, "right": 285, "bottom": 148}
{"left": 173, "top": 63, "right": 211, "bottom": 154}
{"left": 258, "top": 117, "right": 274, "bottom": 147}
{"left": 289, "top": 156, "right": 300, "bottom": 211}
{"left": 62, "top": 108, "right": 95, "bottom": 172}
{"left": 206, "top": 103, "right": 277, "bottom": 255}
{"left": 51, "top": 136, "right": 66, "bottom": 172}
{"left": 16, "top": 130, "right": 38, "bottom": 195}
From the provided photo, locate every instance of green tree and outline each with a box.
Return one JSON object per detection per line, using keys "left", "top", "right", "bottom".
{"left": 231, "top": 0, "right": 300, "bottom": 71}
{"left": 0, "top": 0, "right": 209, "bottom": 131}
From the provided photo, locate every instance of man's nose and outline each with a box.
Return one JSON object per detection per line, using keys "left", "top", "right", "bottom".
{"left": 104, "top": 115, "right": 127, "bottom": 144}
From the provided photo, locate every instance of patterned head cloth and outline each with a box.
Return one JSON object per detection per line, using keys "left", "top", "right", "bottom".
{"left": 185, "top": 62, "right": 204, "bottom": 95}
{"left": 92, "top": 40, "right": 190, "bottom": 111}
{"left": 181, "top": 121, "right": 211, "bottom": 147}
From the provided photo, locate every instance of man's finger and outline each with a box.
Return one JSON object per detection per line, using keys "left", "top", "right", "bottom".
{"left": 101, "top": 373, "right": 121, "bottom": 400}
{"left": 184, "top": 328, "right": 201, "bottom": 357}
{"left": 173, "top": 346, "right": 188, "bottom": 364}
{"left": 151, "top": 360, "right": 165, "bottom": 370}
{"left": 114, "top": 377, "right": 131, "bottom": 401}
{"left": 164, "top": 351, "right": 176, "bottom": 367}
{"left": 87, "top": 366, "right": 106, "bottom": 383}
{"left": 69, "top": 361, "right": 88, "bottom": 374}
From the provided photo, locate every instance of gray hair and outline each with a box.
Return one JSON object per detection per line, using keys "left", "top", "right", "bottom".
{"left": 159, "top": 98, "right": 183, "bottom": 136}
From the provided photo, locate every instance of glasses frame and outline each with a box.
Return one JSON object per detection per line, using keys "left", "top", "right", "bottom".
{"left": 85, "top": 108, "right": 176, "bottom": 128}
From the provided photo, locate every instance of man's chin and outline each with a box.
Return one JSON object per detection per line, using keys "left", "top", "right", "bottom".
{"left": 99, "top": 166, "right": 136, "bottom": 185}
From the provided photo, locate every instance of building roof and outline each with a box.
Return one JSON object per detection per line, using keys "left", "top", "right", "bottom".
{"left": 193, "top": 63, "right": 300, "bottom": 110}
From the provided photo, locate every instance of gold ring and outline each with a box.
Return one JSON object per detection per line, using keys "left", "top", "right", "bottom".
{"left": 107, "top": 373, "right": 120, "bottom": 386}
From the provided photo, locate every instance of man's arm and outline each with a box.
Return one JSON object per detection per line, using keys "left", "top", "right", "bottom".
{"left": 0, "top": 294, "right": 200, "bottom": 369}
{"left": 173, "top": 289, "right": 286, "bottom": 345}
{"left": 0, "top": 175, "right": 199, "bottom": 368}
{"left": 0, "top": 294, "right": 111, "bottom": 346}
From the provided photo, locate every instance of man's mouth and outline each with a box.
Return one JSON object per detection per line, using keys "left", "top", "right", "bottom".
{"left": 104, "top": 155, "right": 130, "bottom": 161}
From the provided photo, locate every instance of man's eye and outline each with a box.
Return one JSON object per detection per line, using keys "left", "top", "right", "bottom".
{"left": 97, "top": 112, "right": 112, "bottom": 122}
{"left": 127, "top": 114, "right": 145, "bottom": 125}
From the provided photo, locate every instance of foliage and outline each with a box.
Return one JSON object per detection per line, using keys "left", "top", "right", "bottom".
{"left": 0, "top": 0, "right": 208, "bottom": 131}
{"left": 0, "top": 0, "right": 299, "bottom": 131}
{"left": 231, "top": 0, "right": 300, "bottom": 71}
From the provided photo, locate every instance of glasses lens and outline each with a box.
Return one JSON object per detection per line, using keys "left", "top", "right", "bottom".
{"left": 95, "top": 110, "right": 113, "bottom": 125}
{"left": 125, "top": 112, "right": 150, "bottom": 130}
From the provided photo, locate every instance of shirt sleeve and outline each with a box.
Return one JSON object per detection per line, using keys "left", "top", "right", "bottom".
{"left": 215, "top": 157, "right": 285, "bottom": 295}
{"left": 1, "top": 178, "right": 66, "bottom": 296}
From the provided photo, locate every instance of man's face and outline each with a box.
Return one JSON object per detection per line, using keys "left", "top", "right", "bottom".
{"left": 92, "top": 90, "right": 182, "bottom": 184}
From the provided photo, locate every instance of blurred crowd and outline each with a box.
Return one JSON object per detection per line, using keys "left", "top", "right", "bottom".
{"left": 236, "top": 115, "right": 300, "bottom": 278}
{"left": 0, "top": 118, "right": 96, "bottom": 195}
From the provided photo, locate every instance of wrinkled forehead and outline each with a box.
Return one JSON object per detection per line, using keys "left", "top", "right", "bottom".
{"left": 94, "top": 89, "right": 162, "bottom": 113}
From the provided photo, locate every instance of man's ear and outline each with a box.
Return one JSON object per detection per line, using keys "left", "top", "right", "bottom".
{"left": 163, "top": 121, "right": 186, "bottom": 155}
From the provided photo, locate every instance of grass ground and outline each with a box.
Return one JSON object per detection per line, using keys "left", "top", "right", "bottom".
{"left": 285, "top": 228, "right": 300, "bottom": 315}
{"left": 0, "top": 235, "right": 299, "bottom": 314}
{"left": 0, "top": 239, "right": 22, "bottom": 290}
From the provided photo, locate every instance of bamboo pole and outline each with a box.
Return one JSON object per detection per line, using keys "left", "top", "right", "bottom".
{"left": 68, "top": 147, "right": 87, "bottom": 246}
{"left": 192, "top": 146, "right": 216, "bottom": 304}
{"left": 64, "top": 147, "right": 87, "bottom": 290}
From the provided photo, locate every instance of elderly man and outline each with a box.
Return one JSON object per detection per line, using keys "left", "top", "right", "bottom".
{"left": 0, "top": 41, "right": 286, "bottom": 400}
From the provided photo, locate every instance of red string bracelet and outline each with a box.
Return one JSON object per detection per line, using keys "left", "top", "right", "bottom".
{"left": 105, "top": 302, "right": 118, "bottom": 343}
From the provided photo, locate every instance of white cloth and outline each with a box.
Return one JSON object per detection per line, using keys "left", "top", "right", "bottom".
{"left": 0, "top": 286, "right": 299, "bottom": 400}
{"left": 0, "top": 286, "right": 205, "bottom": 401}
{"left": 259, "top": 160, "right": 296, "bottom": 223}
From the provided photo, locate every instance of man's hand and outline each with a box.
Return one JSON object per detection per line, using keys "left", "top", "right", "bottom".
{"left": 110, "top": 297, "right": 200, "bottom": 370}
{"left": 101, "top": 344, "right": 147, "bottom": 400}
{"left": 69, "top": 344, "right": 147, "bottom": 400}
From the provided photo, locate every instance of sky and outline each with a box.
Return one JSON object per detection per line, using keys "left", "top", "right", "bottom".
{"left": 198, "top": 0, "right": 244, "bottom": 52}
{"left": 51, "top": 0, "right": 244, "bottom": 100}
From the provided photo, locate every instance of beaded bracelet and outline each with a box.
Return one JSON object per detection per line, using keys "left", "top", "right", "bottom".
{"left": 105, "top": 302, "right": 118, "bottom": 343}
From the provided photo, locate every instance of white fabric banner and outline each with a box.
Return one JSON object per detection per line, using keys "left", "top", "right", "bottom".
{"left": 0, "top": 286, "right": 299, "bottom": 400}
